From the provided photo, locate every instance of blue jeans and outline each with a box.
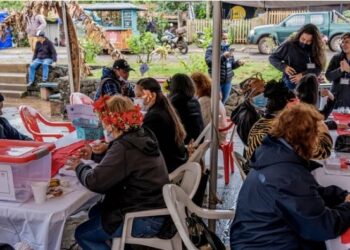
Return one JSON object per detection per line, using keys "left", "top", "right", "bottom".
{"left": 221, "top": 81, "right": 232, "bottom": 104}
{"left": 28, "top": 58, "right": 53, "bottom": 83}
{"left": 75, "top": 205, "right": 166, "bottom": 250}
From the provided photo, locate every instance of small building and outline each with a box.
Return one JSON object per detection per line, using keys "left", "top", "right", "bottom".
{"left": 83, "top": 3, "right": 146, "bottom": 50}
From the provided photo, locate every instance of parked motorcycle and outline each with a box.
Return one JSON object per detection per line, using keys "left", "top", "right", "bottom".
{"left": 161, "top": 29, "right": 188, "bottom": 55}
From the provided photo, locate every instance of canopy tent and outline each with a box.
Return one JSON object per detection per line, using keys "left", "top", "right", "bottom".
{"left": 223, "top": 0, "right": 350, "bottom": 9}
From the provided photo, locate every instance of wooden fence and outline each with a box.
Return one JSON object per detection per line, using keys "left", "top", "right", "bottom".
{"left": 267, "top": 10, "right": 306, "bottom": 24}
{"left": 187, "top": 19, "right": 252, "bottom": 44}
{"left": 186, "top": 10, "right": 306, "bottom": 44}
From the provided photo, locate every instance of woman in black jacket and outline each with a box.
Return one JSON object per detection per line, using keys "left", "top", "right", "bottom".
{"left": 326, "top": 32, "right": 350, "bottom": 109}
{"left": 135, "top": 77, "right": 188, "bottom": 173}
{"left": 269, "top": 24, "right": 326, "bottom": 90}
{"left": 67, "top": 95, "right": 169, "bottom": 250}
{"left": 231, "top": 103, "right": 350, "bottom": 250}
{"left": 169, "top": 73, "right": 204, "bottom": 144}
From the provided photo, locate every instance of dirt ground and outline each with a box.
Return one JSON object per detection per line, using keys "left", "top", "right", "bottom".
{"left": 4, "top": 96, "right": 63, "bottom": 121}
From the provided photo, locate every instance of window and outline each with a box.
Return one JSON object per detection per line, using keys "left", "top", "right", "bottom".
{"left": 310, "top": 15, "right": 324, "bottom": 25}
{"left": 94, "top": 11, "right": 122, "bottom": 27}
{"left": 285, "top": 15, "right": 306, "bottom": 27}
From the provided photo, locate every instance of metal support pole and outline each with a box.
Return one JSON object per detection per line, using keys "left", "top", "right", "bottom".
{"left": 62, "top": 0, "right": 74, "bottom": 93}
{"left": 208, "top": 1, "right": 222, "bottom": 232}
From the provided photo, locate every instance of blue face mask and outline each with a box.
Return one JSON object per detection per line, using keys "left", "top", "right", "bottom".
{"left": 252, "top": 93, "right": 268, "bottom": 108}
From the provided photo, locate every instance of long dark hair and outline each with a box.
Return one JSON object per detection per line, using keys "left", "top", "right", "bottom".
{"left": 169, "top": 73, "right": 195, "bottom": 98}
{"left": 291, "top": 24, "right": 326, "bottom": 70}
{"left": 296, "top": 74, "right": 319, "bottom": 105}
{"left": 136, "top": 77, "right": 186, "bottom": 145}
{"left": 264, "top": 79, "right": 295, "bottom": 115}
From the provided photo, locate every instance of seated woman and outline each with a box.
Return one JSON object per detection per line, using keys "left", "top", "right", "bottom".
{"left": 67, "top": 95, "right": 169, "bottom": 250}
{"left": 135, "top": 77, "right": 188, "bottom": 173}
{"left": 296, "top": 73, "right": 349, "bottom": 130}
{"left": 245, "top": 80, "right": 294, "bottom": 161}
{"left": 169, "top": 73, "right": 204, "bottom": 144}
{"left": 191, "top": 72, "right": 228, "bottom": 144}
{"left": 230, "top": 103, "right": 350, "bottom": 250}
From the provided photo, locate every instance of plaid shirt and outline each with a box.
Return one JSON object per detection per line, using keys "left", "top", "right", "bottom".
{"left": 94, "top": 78, "right": 135, "bottom": 101}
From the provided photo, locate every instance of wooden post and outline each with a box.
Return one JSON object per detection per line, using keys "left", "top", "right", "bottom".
{"left": 61, "top": 0, "right": 74, "bottom": 94}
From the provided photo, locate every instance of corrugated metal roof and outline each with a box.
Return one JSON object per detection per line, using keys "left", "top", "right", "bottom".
{"left": 223, "top": 1, "right": 350, "bottom": 9}
{"left": 83, "top": 3, "right": 146, "bottom": 11}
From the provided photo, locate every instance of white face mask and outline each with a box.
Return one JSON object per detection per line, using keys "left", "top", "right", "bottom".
{"left": 119, "top": 76, "right": 127, "bottom": 83}
{"left": 133, "top": 97, "right": 144, "bottom": 109}
{"left": 103, "top": 129, "right": 114, "bottom": 143}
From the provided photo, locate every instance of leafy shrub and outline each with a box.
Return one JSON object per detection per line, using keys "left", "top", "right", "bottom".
{"left": 127, "top": 32, "right": 157, "bottom": 63}
{"left": 81, "top": 38, "right": 102, "bottom": 63}
{"left": 178, "top": 54, "right": 208, "bottom": 74}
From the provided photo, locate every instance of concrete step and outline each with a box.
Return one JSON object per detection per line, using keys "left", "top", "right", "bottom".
{"left": 0, "top": 73, "right": 27, "bottom": 84}
{"left": 0, "top": 83, "right": 27, "bottom": 92}
{"left": 0, "top": 64, "right": 28, "bottom": 73}
{"left": 0, "top": 90, "right": 26, "bottom": 98}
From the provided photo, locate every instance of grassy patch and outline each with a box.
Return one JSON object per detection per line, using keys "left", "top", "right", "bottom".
{"left": 89, "top": 59, "right": 282, "bottom": 84}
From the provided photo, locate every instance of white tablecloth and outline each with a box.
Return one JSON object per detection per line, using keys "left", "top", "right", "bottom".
{"left": 0, "top": 133, "right": 99, "bottom": 250}
{"left": 0, "top": 177, "right": 98, "bottom": 250}
{"left": 313, "top": 153, "right": 350, "bottom": 250}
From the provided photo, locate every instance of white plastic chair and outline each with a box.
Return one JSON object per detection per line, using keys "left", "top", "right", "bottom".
{"left": 112, "top": 162, "right": 202, "bottom": 250}
{"left": 188, "top": 140, "right": 211, "bottom": 164}
{"left": 69, "top": 92, "right": 94, "bottom": 105}
{"left": 163, "top": 184, "right": 235, "bottom": 250}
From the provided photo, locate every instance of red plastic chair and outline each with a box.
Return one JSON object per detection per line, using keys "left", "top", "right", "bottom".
{"left": 70, "top": 92, "right": 94, "bottom": 105}
{"left": 219, "top": 121, "right": 235, "bottom": 185}
{"left": 19, "top": 105, "right": 75, "bottom": 142}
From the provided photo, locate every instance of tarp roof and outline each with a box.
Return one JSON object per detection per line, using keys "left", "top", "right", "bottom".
{"left": 223, "top": 1, "right": 350, "bottom": 9}
{"left": 83, "top": 3, "right": 146, "bottom": 11}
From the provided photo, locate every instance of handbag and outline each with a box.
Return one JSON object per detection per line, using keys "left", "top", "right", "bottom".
{"left": 230, "top": 99, "right": 260, "bottom": 145}
{"left": 335, "top": 135, "right": 350, "bottom": 153}
{"left": 186, "top": 212, "right": 226, "bottom": 250}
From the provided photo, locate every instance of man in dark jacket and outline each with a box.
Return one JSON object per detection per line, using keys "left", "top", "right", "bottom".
{"left": 94, "top": 59, "right": 135, "bottom": 100}
{"left": 230, "top": 135, "right": 350, "bottom": 250}
{"left": 27, "top": 31, "right": 57, "bottom": 86}
{"left": 326, "top": 32, "right": 350, "bottom": 108}
{"left": 205, "top": 32, "right": 244, "bottom": 103}
{"left": 0, "top": 93, "right": 32, "bottom": 140}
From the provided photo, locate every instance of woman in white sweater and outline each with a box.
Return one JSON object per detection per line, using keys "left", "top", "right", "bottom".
{"left": 191, "top": 72, "right": 229, "bottom": 143}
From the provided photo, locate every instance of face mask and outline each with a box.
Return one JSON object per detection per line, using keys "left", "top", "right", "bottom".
{"left": 119, "top": 76, "right": 127, "bottom": 83}
{"left": 133, "top": 97, "right": 145, "bottom": 110}
{"left": 103, "top": 129, "right": 114, "bottom": 143}
{"left": 252, "top": 93, "right": 268, "bottom": 108}
{"left": 299, "top": 42, "right": 311, "bottom": 50}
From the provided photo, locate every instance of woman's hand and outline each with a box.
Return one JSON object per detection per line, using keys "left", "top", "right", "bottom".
{"left": 340, "top": 60, "right": 350, "bottom": 73}
{"left": 65, "top": 156, "right": 81, "bottom": 171}
{"left": 321, "top": 89, "right": 334, "bottom": 101}
{"left": 91, "top": 142, "right": 108, "bottom": 155}
{"left": 284, "top": 65, "right": 296, "bottom": 76}
{"left": 290, "top": 73, "right": 303, "bottom": 84}
{"left": 79, "top": 144, "right": 93, "bottom": 160}
{"left": 345, "top": 194, "right": 350, "bottom": 202}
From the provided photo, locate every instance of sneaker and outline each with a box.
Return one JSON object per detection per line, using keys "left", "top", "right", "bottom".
{"left": 27, "top": 81, "right": 34, "bottom": 87}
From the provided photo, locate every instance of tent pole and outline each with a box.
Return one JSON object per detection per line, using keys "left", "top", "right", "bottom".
{"left": 61, "top": 0, "right": 74, "bottom": 94}
{"left": 208, "top": 0, "right": 222, "bottom": 232}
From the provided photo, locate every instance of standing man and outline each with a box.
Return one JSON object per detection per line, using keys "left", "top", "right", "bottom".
{"left": 269, "top": 24, "right": 326, "bottom": 90}
{"left": 205, "top": 32, "right": 244, "bottom": 103}
{"left": 326, "top": 32, "right": 350, "bottom": 109}
{"left": 94, "top": 59, "right": 135, "bottom": 100}
{"left": 27, "top": 31, "right": 57, "bottom": 86}
{"left": 25, "top": 5, "right": 47, "bottom": 51}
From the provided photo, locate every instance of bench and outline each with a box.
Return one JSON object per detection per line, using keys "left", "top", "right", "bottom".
{"left": 38, "top": 82, "right": 59, "bottom": 100}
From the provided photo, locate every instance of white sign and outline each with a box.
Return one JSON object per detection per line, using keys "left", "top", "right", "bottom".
{"left": 66, "top": 104, "right": 98, "bottom": 121}
{"left": 0, "top": 165, "right": 15, "bottom": 201}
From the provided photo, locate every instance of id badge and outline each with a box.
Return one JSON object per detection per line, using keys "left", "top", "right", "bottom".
{"left": 340, "top": 78, "right": 350, "bottom": 85}
{"left": 307, "top": 63, "right": 316, "bottom": 69}
{"left": 226, "top": 62, "right": 232, "bottom": 68}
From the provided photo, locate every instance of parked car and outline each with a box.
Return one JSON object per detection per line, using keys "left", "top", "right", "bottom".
{"left": 248, "top": 10, "right": 350, "bottom": 54}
